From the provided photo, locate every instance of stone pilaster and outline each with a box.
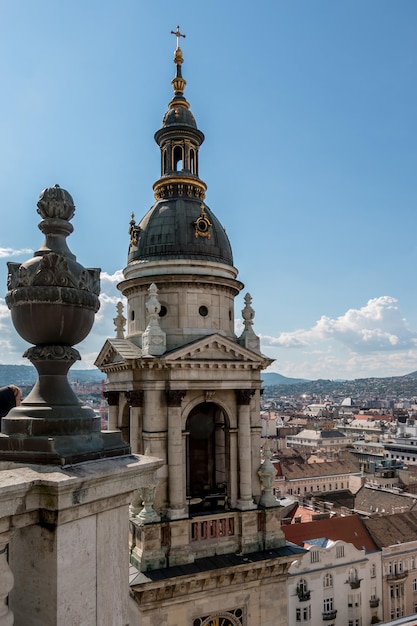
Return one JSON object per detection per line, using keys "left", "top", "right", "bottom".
{"left": 166, "top": 390, "right": 187, "bottom": 520}
{"left": 104, "top": 390, "right": 119, "bottom": 431}
{"left": 229, "top": 428, "right": 239, "bottom": 509}
{"left": 0, "top": 529, "right": 14, "bottom": 626}
{"left": 2, "top": 455, "right": 162, "bottom": 626}
{"left": 129, "top": 519, "right": 166, "bottom": 572}
{"left": 235, "top": 390, "right": 256, "bottom": 511}
{"left": 126, "top": 391, "right": 144, "bottom": 455}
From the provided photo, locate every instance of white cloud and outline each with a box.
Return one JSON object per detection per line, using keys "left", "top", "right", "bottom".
{"left": 261, "top": 297, "right": 416, "bottom": 354}
{"left": 234, "top": 318, "right": 244, "bottom": 335}
{"left": 0, "top": 247, "right": 33, "bottom": 259}
{"left": 100, "top": 269, "right": 124, "bottom": 285}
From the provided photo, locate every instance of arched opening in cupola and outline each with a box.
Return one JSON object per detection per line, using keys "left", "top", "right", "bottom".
{"left": 162, "top": 149, "right": 168, "bottom": 174}
{"left": 173, "top": 145, "right": 183, "bottom": 171}
{"left": 189, "top": 148, "right": 196, "bottom": 174}
{"left": 186, "top": 402, "right": 229, "bottom": 512}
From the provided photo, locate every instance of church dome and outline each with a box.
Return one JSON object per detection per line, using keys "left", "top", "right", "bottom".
{"left": 128, "top": 198, "right": 233, "bottom": 265}
{"left": 127, "top": 28, "right": 233, "bottom": 268}
{"left": 161, "top": 105, "right": 197, "bottom": 130}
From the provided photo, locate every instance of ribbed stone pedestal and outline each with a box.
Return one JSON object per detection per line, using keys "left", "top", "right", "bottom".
{"left": 0, "top": 346, "right": 130, "bottom": 465}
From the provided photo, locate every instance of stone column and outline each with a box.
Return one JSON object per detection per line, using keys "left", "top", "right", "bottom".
{"left": 126, "top": 391, "right": 144, "bottom": 455}
{"left": 104, "top": 391, "right": 119, "bottom": 431}
{"left": 0, "top": 530, "right": 14, "bottom": 626}
{"left": 166, "top": 389, "right": 187, "bottom": 520}
{"left": 229, "top": 428, "right": 239, "bottom": 509}
{"left": 235, "top": 390, "right": 257, "bottom": 510}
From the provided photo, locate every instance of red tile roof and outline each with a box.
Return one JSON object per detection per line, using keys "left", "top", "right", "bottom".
{"left": 282, "top": 514, "right": 378, "bottom": 552}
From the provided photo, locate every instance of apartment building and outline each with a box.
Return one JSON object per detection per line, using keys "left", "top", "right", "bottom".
{"left": 364, "top": 512, "right": 417, "bottom": 622}
{"left": 274, "top": 458, "right": 362, "bottom": 499}
{"left": 284, "top": 515, "right": 382, "bottom": 625}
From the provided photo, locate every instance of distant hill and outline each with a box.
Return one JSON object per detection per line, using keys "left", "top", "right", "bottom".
{"left": 0, "top": 364, "right": 105, "bottom": 388}
{"left": 262, "top": 372, "right": 417, "bottom": 398}
{"left": 261, "top": 372, "right": 309, "bottom": 386}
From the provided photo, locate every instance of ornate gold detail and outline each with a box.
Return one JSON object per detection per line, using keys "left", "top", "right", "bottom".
{"left": 194, "top": 204, "right": 212, "bottom": 239}
{"left": 170, "top": 26, "right": 187, "bottom": 98}
{"left": 129, "top": 213, "right": 141, "bottom": 246}
{"left": 153, "top": 177, "right": 206, "bottom": 201}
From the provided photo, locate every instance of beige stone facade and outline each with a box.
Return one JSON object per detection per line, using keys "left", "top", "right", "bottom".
{"left": 95, "top": 34, "right": 302, "bottom": 626}
{"left": 0, "top": 455, "right": 162, "bottom": 626}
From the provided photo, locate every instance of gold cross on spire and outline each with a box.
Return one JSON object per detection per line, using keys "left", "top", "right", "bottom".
{"left": 171, "top": 25, "right": 186, "bottom": 49}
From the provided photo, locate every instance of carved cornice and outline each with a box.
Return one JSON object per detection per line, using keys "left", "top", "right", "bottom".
{"left": 235, "top": 389, "right": 256, "bottom": 406}
{"left": 104, "top": 391, "right": 120, "bottom": 406}
{"left": 165, "top": 389, "right": 186, "bottom": 407}
{"left": 131, "top": 557, "right": 292, "bottom": 607}
{"left": 126, "top": 390, "right": 144, "bottom": 407}
{"left": 121, "top": 279, "right": 241, "bottom": 298}
{"left": 102, "top": 360, "right": 264, "bottom": 375}
{"left": 153, "top": 179, "right": 206, "bottom": 201}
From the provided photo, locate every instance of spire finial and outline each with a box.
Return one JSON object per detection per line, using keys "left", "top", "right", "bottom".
{"left": 171, "top": 25, "right": 186, "bottom": 50}
{"left": 169, "top": 26, "right": 187, "bottom": 100}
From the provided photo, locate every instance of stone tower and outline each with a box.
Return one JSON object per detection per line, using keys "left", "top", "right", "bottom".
{"left": 95, "top": 28, "right": 301, "bottom": 626}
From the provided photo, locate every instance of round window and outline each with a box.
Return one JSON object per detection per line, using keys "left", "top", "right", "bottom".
{"left": 199, "top": 305, "right": 208, "bottom": 317}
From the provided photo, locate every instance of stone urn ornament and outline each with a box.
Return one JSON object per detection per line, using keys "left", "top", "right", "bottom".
{"left": 0, "top": 184, "right": 130, "bottom": 464}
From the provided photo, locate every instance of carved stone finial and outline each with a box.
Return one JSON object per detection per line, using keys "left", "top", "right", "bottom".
{"left": 258, "top": 444, "right": 278, "bottom": 507}
{"left": 0, "top": 185, "right": 130, "bottom": 464}
{"left": 113, "top": 301, "right": 126, "bottom": 339}
{"left": 130, "top": 484, "right": 161, "bottom": 524}
{"left": 242, "top": 293, "right": 254, "bottom": 326}
{"left": 141, "top": 283, "right": 166, "bottom": 356}
{"left": 238, "top": 292, "right": 261, "bottom": 353}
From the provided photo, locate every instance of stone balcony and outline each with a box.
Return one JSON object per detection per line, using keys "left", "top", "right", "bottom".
{"left": 297, "top": 590, "right": 311, "bottom": 602}
{"left": 369, "top": 596, "right": 380, "bottom": 608}
{"left": 386, "top": 570, "right": 408, "bottom": 581}
{"left": 322, "top": 610, "right": 337, "bottom": 621}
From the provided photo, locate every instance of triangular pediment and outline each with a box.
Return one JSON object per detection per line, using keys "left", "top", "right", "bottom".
{"left": 164, "top": 333, "right": 271, "bottom": 365}
{"left": 94, "top": 338, "right": 143, "bottom": 369}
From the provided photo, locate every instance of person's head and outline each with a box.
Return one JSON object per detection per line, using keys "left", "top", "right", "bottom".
{"left": 8, "top": 385, "right": 22, "bottom": 406}
{"left": 0, "top": 385, "right": 22, "bottom": 418}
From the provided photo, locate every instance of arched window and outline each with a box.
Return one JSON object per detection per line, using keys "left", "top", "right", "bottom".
{"left": 186, "top": 402, "right": 229, "bottom": 511}
{"left": 323, "top": 573, "right": 333, "bottom": 588}
{"left": 189, "top": 148, "right": 195, "bottom": 174}
{"left": 173, "top": 145, "right": 183, "bottom": 171}
{"left": 163, "top": 149, "right": 168, "bottom": 174}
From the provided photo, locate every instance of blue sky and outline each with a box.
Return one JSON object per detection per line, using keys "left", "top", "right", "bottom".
{"left": 0, "top": 1, "right": 416, "bottom": 380}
